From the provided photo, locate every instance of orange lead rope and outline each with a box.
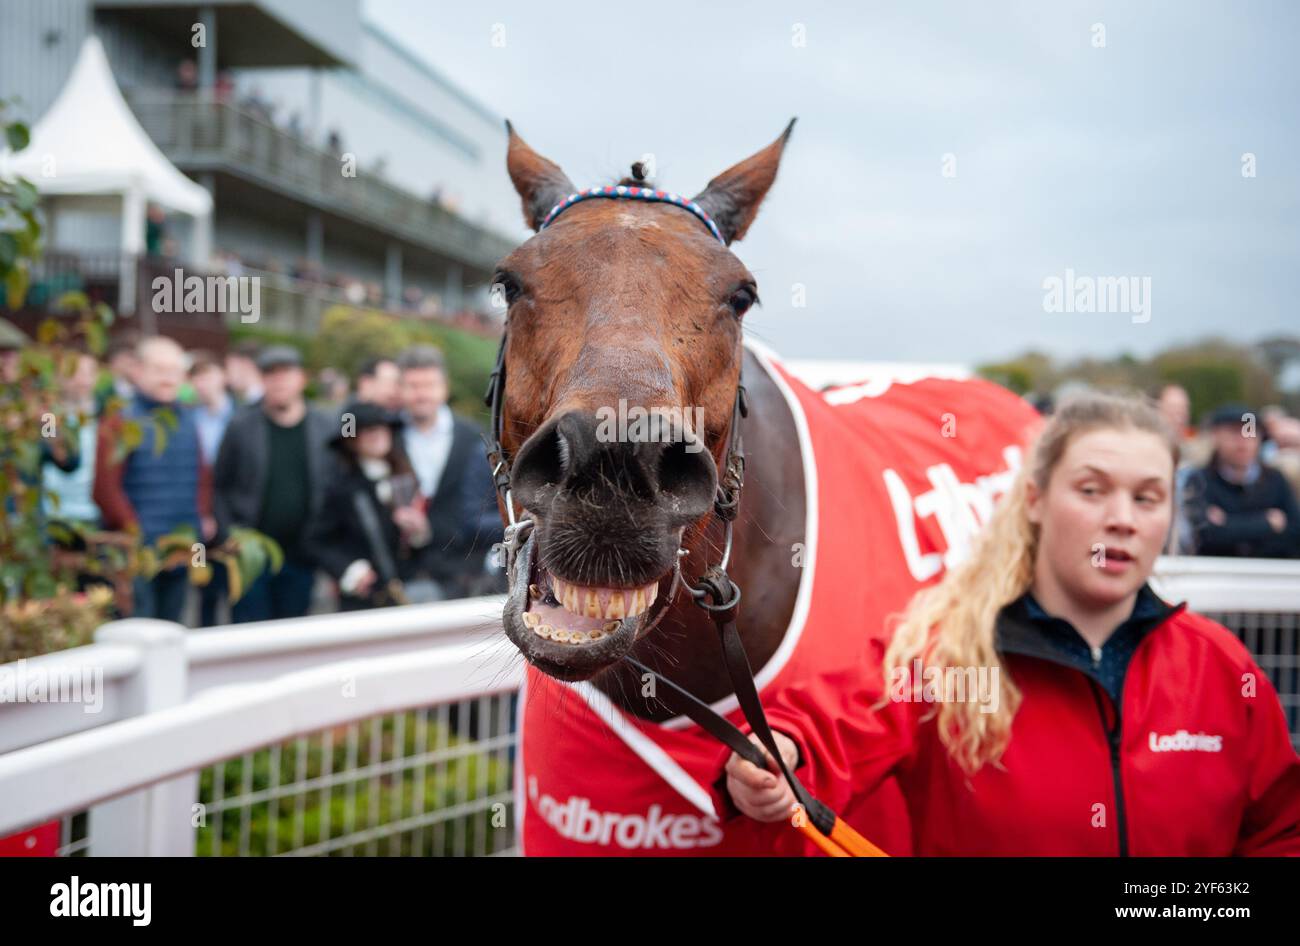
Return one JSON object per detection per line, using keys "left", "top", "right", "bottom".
{"left": 775, "top": 757, "right": 888, "bottom": 855}
{"left": 709, "top": 589, "right": 889, "bottom": 858}
{"left": 826, "top": 818, "right": 888, "bottom": 857}
{"left": 799, "top": 822, "right": 851, "bottom": 857}
{"left": 629, "top": 566, "right": 893, "bottom": 859}
{"left": 798, "top": 818, "right": 888, "bottom": 857}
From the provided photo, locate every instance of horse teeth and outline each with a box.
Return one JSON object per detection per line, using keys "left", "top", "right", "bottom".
{"left": 547, "top": 578, "right": 662, "bottom": 620}
{"left": 524, "top": 617, "right": 622, "bottom": 645}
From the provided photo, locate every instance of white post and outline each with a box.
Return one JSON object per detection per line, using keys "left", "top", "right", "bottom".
{"left": 119, "top": 186, "right": 145, "bottom": 317}
{"left": 197, "top": 6, "right": 217, "bottom": 95}
{"left": 193, "top": 176, "right": 214, "bottom": 267}
{"left": 87, "top": 620, "right": 196, "bottom": 856}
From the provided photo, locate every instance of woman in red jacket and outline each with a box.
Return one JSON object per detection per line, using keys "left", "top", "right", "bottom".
{"left": 727, "top": 392, "right": 1300, "bottom": 855}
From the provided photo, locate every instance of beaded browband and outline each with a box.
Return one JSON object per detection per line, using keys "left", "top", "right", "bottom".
{"left": 537, "top": 185, "right": 725, "bottom": 244}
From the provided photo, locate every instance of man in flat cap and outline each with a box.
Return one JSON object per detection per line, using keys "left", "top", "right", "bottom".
{"left": 1183, "top": 403, "right": 1300, "bottom": 558}
{"left": 213, "top": 345, "right": 335, "bottom": 620}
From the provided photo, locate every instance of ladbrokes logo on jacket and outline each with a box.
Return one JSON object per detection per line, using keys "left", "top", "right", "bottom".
{"left": 529, "top": 776, "right": 723, "bottom": 850}
{"left": 1147, "top": 729, "right": 1224, "bottom": 752}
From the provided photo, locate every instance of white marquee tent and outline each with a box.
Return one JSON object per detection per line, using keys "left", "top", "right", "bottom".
{"left": 0, "top": 35, "right": 212, "bottom": 310}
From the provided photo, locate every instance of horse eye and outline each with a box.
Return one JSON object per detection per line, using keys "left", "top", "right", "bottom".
{"left": 728, "top": 287, "right": 756, "bottom": 317}
{"left": 493, "top": 272, "right": 523, "bottom": 306}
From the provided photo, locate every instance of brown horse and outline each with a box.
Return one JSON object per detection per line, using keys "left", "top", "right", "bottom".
{"left": 493, "top": 121, "right": 805, "bottom": 719}
{"left": 490, "top": 123, "right": 1042, "bottom": 856}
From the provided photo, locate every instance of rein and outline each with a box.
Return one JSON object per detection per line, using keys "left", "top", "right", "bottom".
{"left": 483, "top": 187, "right": 885, "bottom": 858}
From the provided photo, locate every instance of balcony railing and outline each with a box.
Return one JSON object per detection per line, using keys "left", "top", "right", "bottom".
{"left": 6, "top": 251, "right": 502, "bottom": 340}
{"left": 207, "top": 263, "right": 503, "bottom": 338}
{"left": 126, "top": 91, "right": 517, "bottom": 272}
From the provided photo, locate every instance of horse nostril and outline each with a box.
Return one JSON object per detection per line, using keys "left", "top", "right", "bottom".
{"left": 512, "top": 418, "right": 569, "bottom": 509}
{"left": 656, "top": 438, "right": 717, "bottom": 524}
{"left": 513, "top": 411, "right": 716, "bottom": 524}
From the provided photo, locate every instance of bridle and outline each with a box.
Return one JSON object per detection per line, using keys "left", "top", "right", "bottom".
{"left": 483, "top": 184, "right": 884, "bottom": 857}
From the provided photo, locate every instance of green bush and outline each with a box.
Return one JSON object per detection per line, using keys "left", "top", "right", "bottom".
{"left": 1153, "top": 340, "right": 1278, "bottom": 423}
{"left": 309, "top": 306, "right": 498, "bottom": 421}
{"left": 195, "top": 708, "right": 514, "bottom": 857}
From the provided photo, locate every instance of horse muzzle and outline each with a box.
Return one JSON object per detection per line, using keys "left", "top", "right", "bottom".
{"left": 501, "top": 528, "right": 678, "bottom": 681}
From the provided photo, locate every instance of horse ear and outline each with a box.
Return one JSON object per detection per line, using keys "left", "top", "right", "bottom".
{"left": 692, "top": 118, "right": 796, "bottom": 245}
{"left": 505, "top": 120, "right": 577, "bottom": 231}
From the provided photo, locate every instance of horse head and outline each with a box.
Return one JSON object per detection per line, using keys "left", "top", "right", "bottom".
{"left": 493, "top": 120, "right": 795, "bottom": 681}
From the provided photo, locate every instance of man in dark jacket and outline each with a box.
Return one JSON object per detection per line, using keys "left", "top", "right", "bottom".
{"left": 396, "top": 345, "right": 501, "bottom": 597}
{"left": 1183, "top": 404, "right": 1300, "bottom": 558}
{"left": 94, "top": 336, "right": 211, "bottom": 621}
{"left": 213, "top": 346, "right": 335, "bottom": 621}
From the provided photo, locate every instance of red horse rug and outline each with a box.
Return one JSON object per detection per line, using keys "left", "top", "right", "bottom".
{"left": 516, "top": 339, "right": 1042, "bottom": 856}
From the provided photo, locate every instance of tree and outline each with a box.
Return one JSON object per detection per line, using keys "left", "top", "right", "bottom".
{"left": 0, "top": 103, "right": 39, "bottom": 309}
{"left": 311, "top": 305, "right": 497, "bottom": 417}
{"left": 1, "top": 102, "right": 278, "bottom": 658}
{"left": 1153, "top": 339, "right": 1278, "bottom": 424}
{"left": 977, "top": 351, "right": 1056, "bottom": 396}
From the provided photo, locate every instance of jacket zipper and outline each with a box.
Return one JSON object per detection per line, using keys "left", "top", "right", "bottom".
{"left": 996, "top": 598, "right": 1187, "bottom": 856}
{"left": 1088, "top": 681, "right": 1127, "bottom": 856}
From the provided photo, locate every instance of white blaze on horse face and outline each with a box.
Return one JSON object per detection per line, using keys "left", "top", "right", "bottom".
{"left": 617, "top": 212, "right": 660, "bottom": 230}
{"left": 885, "top": 446, "right": 1023, "bottom": 582}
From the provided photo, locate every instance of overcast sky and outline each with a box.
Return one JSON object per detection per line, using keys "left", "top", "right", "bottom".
{"left": 365, "top": 0, "right": 1299, "bottom": 367}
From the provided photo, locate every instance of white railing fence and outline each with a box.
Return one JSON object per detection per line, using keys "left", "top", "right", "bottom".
{"left": 0, "top": 596, "right": 522, "bottom": 855}
{"left": 1, "top": 558, "right": 1298, "bottom": 856}
{"left": 1151, "top": 557, "right": 1300, "bottom": 746}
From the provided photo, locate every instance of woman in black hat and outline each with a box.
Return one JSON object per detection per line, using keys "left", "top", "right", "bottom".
{"left": 308, "top": 400, "right": 431, "bottom": 609}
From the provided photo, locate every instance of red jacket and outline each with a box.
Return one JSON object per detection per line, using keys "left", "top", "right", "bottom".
{"left": 767, "top": 602, "right": 1300, "bottom": 855}
{"left": 516, "top": 341, "right": 1042, "bottom": 855}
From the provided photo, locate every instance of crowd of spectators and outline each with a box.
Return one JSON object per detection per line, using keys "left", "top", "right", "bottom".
{"left": 26, "top": 331, "right": 505, "bottom": 627}
{"left": 1150, "top": 383, "right": 1300, "bottom": 558}
{"left": 17, "top": 319, "right": 1300, "bottom": 631}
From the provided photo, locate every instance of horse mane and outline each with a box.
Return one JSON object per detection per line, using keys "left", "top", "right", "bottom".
{"left": 614, "top": 160, "right": 654, "bottom": 190}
